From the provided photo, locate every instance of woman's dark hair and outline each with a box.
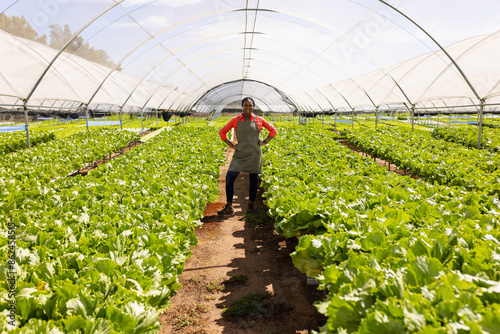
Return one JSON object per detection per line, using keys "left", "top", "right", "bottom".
{"left": 241, "top": 97, "right": 255, "bottom": 106}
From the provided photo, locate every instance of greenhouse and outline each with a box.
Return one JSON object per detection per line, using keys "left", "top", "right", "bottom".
{"left": 2, "top": 0, "right": 500, "bottom": 333}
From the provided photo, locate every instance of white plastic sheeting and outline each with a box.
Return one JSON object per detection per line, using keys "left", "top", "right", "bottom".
{"left": 0, "top": 0, "right": 500, "bottom": 113}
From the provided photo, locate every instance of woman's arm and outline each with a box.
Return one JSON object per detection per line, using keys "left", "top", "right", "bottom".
{"left": 219, "top": 116, "right": 239, "bottom": 149}
{"left": 258, "top": 117, "right": 277, "bottom": 146}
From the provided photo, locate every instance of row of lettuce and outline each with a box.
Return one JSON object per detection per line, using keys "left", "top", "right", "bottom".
{"left": 0, "top": 116, "right": 174, "bottom": 155}
{"left": 0, "top": 131, "right": 56, "bottom": 155}
{"left": 260, "top": 124, "right": 500, "bottom": 333}
{"left": 343, "top": 126, "right": 500, "bottom": 194}
{"left": 0, "top": 125, "right": 225, "bottom": 332}
{"left": 432, "top": 126, "right": 500, "bottom": 153}
{"left": 1, "top": 129, "right": 140, "bottom": 190}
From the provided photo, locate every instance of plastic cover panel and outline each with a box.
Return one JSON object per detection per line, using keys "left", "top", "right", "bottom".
{"left": 1, "top": 0, "right": 500, "bottom": 112}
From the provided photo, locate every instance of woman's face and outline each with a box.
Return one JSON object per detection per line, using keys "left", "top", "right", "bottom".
{"left": 242, "top": 100, "right": 254, "bottom": 116}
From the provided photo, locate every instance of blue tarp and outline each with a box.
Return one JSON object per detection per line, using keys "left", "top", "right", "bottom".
{"left": 335, "top": 120, "right": 353, "bottom": 124}
{"left": 87, "top": 121, "right": 122, "bottom": 126}
{"left": 0, "top": 125, "right": 26, "bottom": 133}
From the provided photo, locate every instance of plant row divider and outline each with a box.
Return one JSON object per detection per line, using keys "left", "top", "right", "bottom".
{"left": 65, "top": 140, "right": 143, "bottom": 178}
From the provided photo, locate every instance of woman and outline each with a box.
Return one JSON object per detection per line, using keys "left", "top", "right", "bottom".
{"left": 217, "top": 97, "right": 277, "bottom": 215}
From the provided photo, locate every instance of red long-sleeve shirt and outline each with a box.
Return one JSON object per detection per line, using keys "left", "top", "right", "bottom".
{"left": 218, "top": 113, "right": 277, "bottom": 140}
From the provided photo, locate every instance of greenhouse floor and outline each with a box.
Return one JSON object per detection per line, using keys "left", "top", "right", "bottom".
{"left": 158, "top": 148, "right": 325, "bottom": 333}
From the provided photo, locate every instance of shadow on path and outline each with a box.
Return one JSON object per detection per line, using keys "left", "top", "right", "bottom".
{"left": 158, "top": 148, "right": 325, "bottom": 334}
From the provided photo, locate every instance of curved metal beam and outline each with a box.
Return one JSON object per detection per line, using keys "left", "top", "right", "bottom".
{"left": 378, "top": 0, "right": 482, "bottom": 101}
{"left": 88, "top": 5, "right": 388, "bottom": 111}
{"left": 190, "top": 79, "right": 299, "bottom": 112}
{"left": 25, "top": 1, "right": 124, "bottom": 102}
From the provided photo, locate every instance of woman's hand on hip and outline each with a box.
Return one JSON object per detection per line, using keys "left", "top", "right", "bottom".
{"left": 223, "top": 138, "right": 237, "bottom": 149}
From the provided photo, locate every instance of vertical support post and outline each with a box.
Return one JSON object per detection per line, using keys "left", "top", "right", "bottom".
{"left": 410, "top": 105, "right": 415, "bottom": 132}
{"left": 84, "top": 104, "right": 89, "bottom": 131}
{"left": 155, "top": 109, "right": 158, "bottom": 128}
{"left": 375, "top": 106, "right": 379, "bottom": 129}
{"left": 477, "top": 99, "right": 486, "bottom": 149}
{"left": 141, "top": 108, "right": 144, "bottom": 134}
{"left": 23, "top": 100, "right": 31, "bottom": 148}
{"left": 351, "top": 109, "right": 354, "bottom": 129}
{"left": 119, "top": 108, "right": 123, "bottom": 130}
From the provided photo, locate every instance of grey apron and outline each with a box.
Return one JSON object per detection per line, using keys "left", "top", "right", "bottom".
{"left": 228, "top": 117, "right": 263, "bottom": 174}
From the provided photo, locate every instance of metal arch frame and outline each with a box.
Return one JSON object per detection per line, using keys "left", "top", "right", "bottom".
{"left": 238, "top": 1, "right": 485, "bottom": 118}
{"left": 146, "top": 43, "right": 328, "bottom": 111}
{"left": 10, "top": 0, "right": 490, "bottom": 130}
{"left": 245, "top": 3, "right": 418, "bottom": 107}
{"left": 25, "top": 3, "right": 388, "bottom": 114}
{"left": 266, "top": 1, "right": 486, "bottom": 113}
{"left": 137, "top": 3, "right": 432, "bottom": 115}
{"left": 417, "top": 32, "right": 500, "bottom": 103}
{"left": 205, "top": 95, "right": 286, "bottom": 119}
{"left": 2, "top": 30, "right": 86, "bottom": 101}
{"left": 83, "top": 7, "right": 243, "bottom": 108}
{"left": 163, "top": 62, "right": 314, "bottom": 112}
{"left": 211, "top": 96, "right": 275, "bottom": 117}
{"left": 83, "top": 4, "right": 392, "bottom": 112}
{"left": 24, "top": 1, "right": 124, "bottom": 102}
{"left": 378, "top": 0, "right": 480, "bottom": 101}
{"left": 111, "top": 28, "right": 348, "bottom": 110}
{"left": 195, "top": 81, "right": 277, "bottom": 109}
{"left": 167, "top": 10, "right": 383, "bottom": 111}
{"left": 196, "top": 82, "right": 300, "bottom": 115}
{"left": 190, "top": 79, "right": 299, "bottom": 113}
{"left": 169, "top": 65, "right": 328, "bottom": 115}
{"left": 378, "top": 0, "right": 486, "bottom": 147}
{"left": 240, "top": 3, "right": 262, "bottom": 80}
{"left": 170, "top": 53, "right": 327, "bottom": 110}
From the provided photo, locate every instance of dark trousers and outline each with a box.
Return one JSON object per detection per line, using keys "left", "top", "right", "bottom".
{"left": 226, "top": 171, "right": 258, "bottom": 203}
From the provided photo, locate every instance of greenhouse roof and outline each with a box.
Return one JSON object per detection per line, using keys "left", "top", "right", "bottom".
{"left": 1, "top": 0, "right": 500, "bottom": 113}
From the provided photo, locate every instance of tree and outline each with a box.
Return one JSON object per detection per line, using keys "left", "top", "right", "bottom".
{"left": 49, "top": 24, "right": 117, "bottom": 68}
{"left": 48, "top": 23, "right": 73, "bottom": 49}
{"left": 1, "top": 15, "right": 117, "bottom": 69}
{"left": 0, "top": 13, "right": 47, "bottom": 43}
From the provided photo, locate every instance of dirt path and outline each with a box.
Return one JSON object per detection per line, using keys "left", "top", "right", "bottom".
{"left": 159, "top": 148, "right": 324, "bottom": 334}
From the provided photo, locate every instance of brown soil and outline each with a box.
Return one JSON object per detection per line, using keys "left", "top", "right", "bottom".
{"left": 159, "top": 148, "right": 326, "bottom": 334}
